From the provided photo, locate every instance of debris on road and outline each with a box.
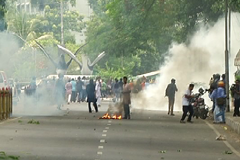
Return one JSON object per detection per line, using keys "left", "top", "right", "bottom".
{"left": 224, "top": 151, "right": 233, "bottom": 154}
{"left": 159, "top": 150, "right": 167, "bottom": 153}
{"left": 216, "top": 135, "right": 226, "bottom": 141}
{"left": 28, "top": 120, "right": 40, "bottom": 124}
{"left": 0, "top": 151, "right": 20, "bottom": 160}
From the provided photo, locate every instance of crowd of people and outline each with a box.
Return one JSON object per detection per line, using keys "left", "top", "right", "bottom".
{"left": 52, "top": 75, "right": 132, "bottom": 119}
{"left": 166, "top": 73, "right": 240, "bottom": 124}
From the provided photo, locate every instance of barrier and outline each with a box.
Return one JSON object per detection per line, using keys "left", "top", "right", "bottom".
{"left": 0, "top": 87, "right": 12, "bottom": 120}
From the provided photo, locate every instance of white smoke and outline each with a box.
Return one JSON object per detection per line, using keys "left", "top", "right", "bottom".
{"left": 132, "top": 13, "right": 240, "bottom": 111}
{"left": 0, "top": 32, "right": 64, "bottom": 116}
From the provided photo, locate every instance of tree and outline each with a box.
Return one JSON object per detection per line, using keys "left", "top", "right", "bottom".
{"left": 0, "top": 0, "right": 6, "bottom": 31}
{"left": 86, "top": 0, "right": 236, "bottom": 76}
{"left": 4, "top": 0, "right": 85, "bottom": 79}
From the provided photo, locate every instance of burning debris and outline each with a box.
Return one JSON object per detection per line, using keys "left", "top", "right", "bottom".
{"left": 99, "top": 102, "right": 123, "bottom": 120}
{"left": 99, "top": 113, "right": 122, "bottom": 119}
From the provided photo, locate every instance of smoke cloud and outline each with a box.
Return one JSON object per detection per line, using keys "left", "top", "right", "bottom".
{"left": 0, "top": 32, "right": 62, "bottom": 116}
{"left": 132, "top": 13, "right": 240, "bottom": 111}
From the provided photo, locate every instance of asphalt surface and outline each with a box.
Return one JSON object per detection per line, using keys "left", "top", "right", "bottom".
{"left": 0, "top": 100, "right": 240, "bottom": 160}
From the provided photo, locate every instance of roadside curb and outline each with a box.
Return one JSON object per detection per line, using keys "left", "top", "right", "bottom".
{"left": 226, "top": 117, "right": 240, "bottom": 135}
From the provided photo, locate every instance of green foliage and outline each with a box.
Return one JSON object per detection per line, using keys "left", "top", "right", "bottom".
{"left": 0, "top": 151, "right": 20, "bottom": 160}
{"left": 0, "top": 0, "right": 6, "bottom": 31}
{"left": 86, "top": 0, "right": 234, "bottom": 75}
{"left": 4, "top": 0, "right": 85, "bottom": 79}
{"left": 94, "top": 54, "right": 141, "bottom": 79}
{"left": 28, "top": 119, "right": 40, "bottom": 124}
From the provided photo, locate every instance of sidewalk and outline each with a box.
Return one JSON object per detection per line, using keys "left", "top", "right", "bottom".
{"left": 226, "top": 111, "right": 240, "bottom": 135}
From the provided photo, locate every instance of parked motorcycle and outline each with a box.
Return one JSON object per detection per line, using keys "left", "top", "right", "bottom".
{"left": 191, "top": 88, "right": 209, "bottom": 119}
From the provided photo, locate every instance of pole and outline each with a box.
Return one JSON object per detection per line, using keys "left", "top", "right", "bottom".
{"left": 34, "top": 48, "right": 36, "bottom": 77}
{"left": 229, "top": 7, "right": 231, "bottom": 58}
{"left": 225, "top": 0, "right": 230, "bottom": 112}
{"left": 60, "top": 0, "right": 64, "bottom": 45}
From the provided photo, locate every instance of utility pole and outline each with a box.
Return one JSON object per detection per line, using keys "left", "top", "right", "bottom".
{"left": 225, "top": 0, "right": 230, "bottom": 112}
{"left": 60, "top": 0, "right": 64, "bottom": 45}
{"left": 229, "top": 6, "right": 231, "bottom": 58}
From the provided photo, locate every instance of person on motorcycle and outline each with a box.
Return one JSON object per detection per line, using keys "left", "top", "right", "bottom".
{"left": 180, "top": 84, "right": 194, "bottom": 123}
{"left": 210, "top": 81, "right": 226, "bottom": 124}
{"left": 165, "top": 78, "right": 178, "bottom": 116}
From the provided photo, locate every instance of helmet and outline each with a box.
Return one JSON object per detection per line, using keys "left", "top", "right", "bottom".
{"left": 198, "top": 88, "right": 204, "bottom": 94}
{"left": 218, "top": 81, "right": 225, "bottom": 87}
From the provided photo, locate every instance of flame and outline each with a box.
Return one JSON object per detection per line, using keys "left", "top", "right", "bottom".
{"left": 99, "top": 113, "right": 122, "bottom": 119}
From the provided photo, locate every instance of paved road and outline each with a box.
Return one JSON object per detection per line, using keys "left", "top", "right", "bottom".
{"left": 0, "top": 100, "right": 240, "bottom": 160}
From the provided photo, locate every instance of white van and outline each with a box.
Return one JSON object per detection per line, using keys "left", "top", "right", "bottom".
{"left": 0, "top": 71, "right": 9, "bottom": 89}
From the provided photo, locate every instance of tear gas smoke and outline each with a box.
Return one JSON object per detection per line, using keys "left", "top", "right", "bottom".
{"left": 132, "top": 13, "right": 240, "bottom": 111}
{"left": 0, "top": 32, "right": 62, "bottom": 116}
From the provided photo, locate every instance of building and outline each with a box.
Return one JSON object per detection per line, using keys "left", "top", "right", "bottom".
{"left": 68, "top": 0, "right": 93, "bottom": 44}
{"left": 16, "top": 0, "right": 43, "bottom": 14}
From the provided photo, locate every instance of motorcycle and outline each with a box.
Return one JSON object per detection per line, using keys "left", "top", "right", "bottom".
{"left": 191, "top": 88, "right": 209, "bottom": 119}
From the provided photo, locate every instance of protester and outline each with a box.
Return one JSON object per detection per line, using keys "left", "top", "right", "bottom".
{"left": 70, "top": 78, "right": 77, "bottom": 102}
{"left": 29, "top": 77, "right": 37, "bottom": 96}
{"left": 141, "top": 76, "right": 146, "bottom": 90}
{"left": 180, "top": 84, "right": 194, "bottom": 123}
{"left": 65, "top": 79, "right": 72, "bottom": 104}
{"left": 55, "top": 74, "right": 65, "bottom": 110}
{"left": 76, "top": 77, "right": 83, "bottom": 103}
{"left": 81, "top": 76, "right": 87, "bottom": 102}
{"left": 95, "top": 77, "right": 102, "bottom": 107}
{"left": 101, "top": 80, "right": 107, "bottom": 99}
{"left": 119, "top": 78, "right": 124, "bottom": 99}
{"left": 210, "top": 81, "right": 227, "bottom": 123}
{"left": 86, "top": 79, "right": 98, "bottom": 113}
{"left": 210, "top": 74, "right": 221, "bottom": 113}
{"left": 106, "top": 79, "right": 112, "bottom": 97}
{"left": 165, "top": 78, "right": 178, "bottom": 116}
{"left": 119, "top": 78, "right": 123, "bottom": 91}
{"left": 233, "top": 80, "right": 240, "bottom": 117}
{"left": 114, "top": 78, "right": 120, "bottom": 102}
{"left": 122, "top": 76, "right": 131, "bottom": 119}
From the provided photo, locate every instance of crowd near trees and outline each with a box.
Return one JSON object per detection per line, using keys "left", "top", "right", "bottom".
{"left": 1, "top": 0, "right": 240, "bottom": 80}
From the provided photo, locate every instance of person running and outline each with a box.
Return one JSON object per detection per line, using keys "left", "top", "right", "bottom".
{"left": 165, "top": 78, "right": 178, "bottom": 116}
{"left": 86, "top": 79, "right": 98, "bottom": 113}
{"left": 180, "top": 84, "right": 194, "bottom": 123}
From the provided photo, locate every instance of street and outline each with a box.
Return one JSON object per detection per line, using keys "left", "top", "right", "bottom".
{"left": 0, "top": 101, "right": 240, "bottom": 160}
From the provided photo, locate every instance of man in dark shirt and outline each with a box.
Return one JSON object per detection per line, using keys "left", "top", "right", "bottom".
{"left": 165, "top": 79, "right": 178, "bottom": 116}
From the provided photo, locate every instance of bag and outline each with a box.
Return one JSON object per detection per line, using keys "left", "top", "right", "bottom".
{"left": 216, "top": 88, "right": 226, "bottom": 107}
{"left": 216, "top": 97, "right": 226, "bottom": 106}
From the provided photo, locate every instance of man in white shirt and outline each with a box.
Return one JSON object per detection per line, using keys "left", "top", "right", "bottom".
{"left": 180, "top": 84, "right": 194, "bottom": 123}
{"left": 95, "top": 77, "right": 102, "bottom": 107}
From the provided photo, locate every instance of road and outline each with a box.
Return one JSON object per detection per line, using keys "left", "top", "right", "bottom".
{"left": 0, "top": 100, "right": 240, "bottom": 160}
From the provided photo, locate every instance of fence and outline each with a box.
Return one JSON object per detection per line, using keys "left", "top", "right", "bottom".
{"left": 0, "top": 87, "right": 12, "bottom": 120}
